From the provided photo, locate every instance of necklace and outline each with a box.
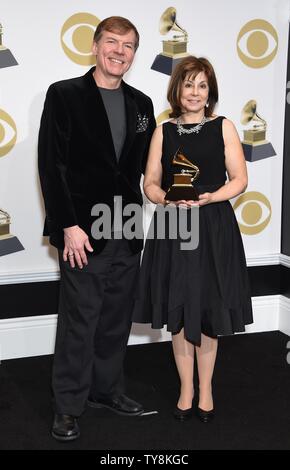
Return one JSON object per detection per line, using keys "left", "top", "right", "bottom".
{"left": 176, "top": 115, "right": 210, "bottom": 136}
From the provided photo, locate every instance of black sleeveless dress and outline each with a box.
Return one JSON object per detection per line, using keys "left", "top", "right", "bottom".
{"left": 133, "top": 117, "right": 253, "bottom": 346}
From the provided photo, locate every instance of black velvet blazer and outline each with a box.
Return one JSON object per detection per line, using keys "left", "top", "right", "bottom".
{"left": 38, "top": 67, "right": 155, "bottom": 254}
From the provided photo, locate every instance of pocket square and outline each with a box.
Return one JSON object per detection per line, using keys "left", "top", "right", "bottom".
{"left": 136, "top": 113, "right": 149, "bottom": 133}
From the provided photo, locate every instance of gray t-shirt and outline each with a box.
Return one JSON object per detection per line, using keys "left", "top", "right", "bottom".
{"left": 99, "top": 86, "right": 126, "bottom": 162}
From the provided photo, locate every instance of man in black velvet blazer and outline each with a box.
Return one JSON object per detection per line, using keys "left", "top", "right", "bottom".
{"left": 38, "top": 16, "right": 155, "bottom": 441}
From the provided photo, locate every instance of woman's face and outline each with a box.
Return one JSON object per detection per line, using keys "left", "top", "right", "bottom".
{"left": 180, "top": 71, "right": 209, "bottom": 115}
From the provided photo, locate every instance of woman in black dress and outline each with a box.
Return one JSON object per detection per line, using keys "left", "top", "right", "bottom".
{"left": 134, "top": 56, "right": 253, "bottom": 422}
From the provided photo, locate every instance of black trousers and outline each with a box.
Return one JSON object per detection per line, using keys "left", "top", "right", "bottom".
{"left": 52, "top": 239, "right": 140, "bottom": 416}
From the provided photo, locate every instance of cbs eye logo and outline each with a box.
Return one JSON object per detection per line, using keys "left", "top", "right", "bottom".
{"left": 0, "top": 109, "right": 17, "bottom": 158}
{"left": 237, "top": 19, "right": 278, "bottom": 68}
{"left": 233, "top": 191, "right": 271, "bottom": 235}
{"left": 61, "top": 13, "right": 100, "bottom": 65}
{"left": 287, "top": 341, "right": 290, "bottom": 365}
{"left": 287, "top": 81, "right": 290, "bottom": 105}
{"left": 156, "top": 109, "right": 172, "bottom": 125}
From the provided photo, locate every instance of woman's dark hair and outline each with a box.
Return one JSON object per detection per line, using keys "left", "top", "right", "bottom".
{"left": 167, "top": 56, "right": 218, "bottom": 118}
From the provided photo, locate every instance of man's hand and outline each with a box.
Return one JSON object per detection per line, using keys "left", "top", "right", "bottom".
{"left": 63, "top": 225, "right": 94, "bottom": 268}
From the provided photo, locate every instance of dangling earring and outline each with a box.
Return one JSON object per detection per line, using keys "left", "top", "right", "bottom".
{"left": 206, "top": 102, "right": 209, "bottom": 108}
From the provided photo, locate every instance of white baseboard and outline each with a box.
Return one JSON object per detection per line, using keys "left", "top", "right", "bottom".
{"left": 0, "top": 269, "right": 60, "bottom": 285}
{"left": 0, "top": 315, "right": 57, "bottom": 361}
{"left": 279, "top": 254, "right": 290, "bottom": 268}
{"left": 0, "top": 253, "right": 289, "bottom": 285}
{"left": 245, "top": 253, "right": 281, "bottom": 267}
{"left": 279, "top": 296, "right": 290, "bottom": 336}
{"left": 244, "top": 295, "right": 280, "bottom": 333}
{"left": 0, "top": 295, "right": 288, "bottom": 361}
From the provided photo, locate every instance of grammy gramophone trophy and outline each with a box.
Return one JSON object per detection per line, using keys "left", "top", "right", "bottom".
{"left": 151, "top": 7, "right": 189, "bottom": 76}
{"left": 241, "top": 100, "right": 276, "bottom": 162}
{"left": 0, "top": 208, "right": 24, "bottom": 256}
{"left": 0, "top": 23, "right": 18, "bottom": 69}
{"left": 165, "top": 150, "right": 200, "bottom": 201}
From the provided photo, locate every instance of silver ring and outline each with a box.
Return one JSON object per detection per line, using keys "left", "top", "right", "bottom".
{"left": 68, "top": 253, "right": 74, "bottom": 257}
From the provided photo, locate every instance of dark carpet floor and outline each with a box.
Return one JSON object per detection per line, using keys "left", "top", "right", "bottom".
{"left": 0, "top": 331, "right": 290, "bottom": 450}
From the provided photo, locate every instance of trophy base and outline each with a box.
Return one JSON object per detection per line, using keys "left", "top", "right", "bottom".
{"left": 0, "top": 235, "right": 24, "bottom": 257}
{"left": 165, "top": 185, "right": 199, "bottom": 202}
{"left": 151, "top": 54, "right": 188, "bottom": 76}
{"left": 242, "top": 142, "right": 276, "bottom": 162}
{"left": 0, "top": 48, "right": 18, "bottom": 69}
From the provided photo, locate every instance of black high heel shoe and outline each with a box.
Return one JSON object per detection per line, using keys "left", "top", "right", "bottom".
{"left": 196, "top": 406, "right": 215, "bottom": 423}
{"left": 173, "top": 405, "right": 193, "bottom": 421}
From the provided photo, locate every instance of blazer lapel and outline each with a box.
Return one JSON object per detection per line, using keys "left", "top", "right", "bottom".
{"left": 119, "top": 81, "right": 137, "bottom": 165}
{"left": 83, "top": 68, "right": 117, "bottom": 168}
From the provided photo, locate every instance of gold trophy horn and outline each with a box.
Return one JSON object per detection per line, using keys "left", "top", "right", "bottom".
{"left": 241, "top": 100, "right": 266, "bottom": 130}
{"left": 159, "top": 7, "right": 188, "bottom": 42}
{"left": 151, "top": 7, "right": 189, "bottom": 76}
{"left": 172, "top": 151, "right": 200, "bottom": 180}
{"left": 240, "top": 100, "right": 276, "bottom": 162}
{"left": 164, "top": 150, "right": 200, "bottom": 202}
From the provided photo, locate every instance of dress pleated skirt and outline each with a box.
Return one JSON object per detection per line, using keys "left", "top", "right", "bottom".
{"left": 133, "top": 195, "right": 253, "bottom": 346}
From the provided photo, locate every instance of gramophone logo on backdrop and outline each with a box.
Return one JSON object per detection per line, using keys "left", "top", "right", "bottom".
{"left": 241, "top": 100, "right": 276, "bottom": 162}
{"left": 151, "top": 7, "right": 189, "bottom": 76}
{"left": 0, "top": 208, "right": 24, "bottom": 257}
{"left": 233, "top": 192, "right": 271, "bottom": 235}
{"left": 0, "top": 110, "right": 23, "bottom": 255}
{"left": 237, "top": 19, "right": 278, "bottom": 68}
{"left": 0, "top": 22, "right": 18, "bottom": 69}
{"left": 61, "top": 13, "right": 100, "bottom": 65}
{"left": 156, "top": 109, "right": 172, "bottom": 125}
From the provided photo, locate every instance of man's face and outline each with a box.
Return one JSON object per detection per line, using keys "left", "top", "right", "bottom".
{"left": 92, "top": 29, "right": 136, "bottom": 81}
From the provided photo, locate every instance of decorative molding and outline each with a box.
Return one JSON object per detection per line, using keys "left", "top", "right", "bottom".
{"left": 0, "top": 296, "right": 287, "bottom": 361}
{"left": 280, "top": 295, "right": 290, "bottom": 310}
{"left": 0, "top": 314, "right": 57, "bottom": 361}
{"left": 0, "top": 254, "right": 289, "bottom": 286}
{"left": 280, "top": 254, "right": 290, "bottom": 268}
{"left": 0, "top": 270, "right": 60, "bottom": 285}
{"left": 245, "top": 253, "right": 281, "bottom": 266}
{"left": 279, "top": 295, "right": 290, "bottom": 337}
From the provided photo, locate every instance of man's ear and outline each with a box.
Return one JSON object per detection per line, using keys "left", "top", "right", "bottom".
{"left": 92, "top": 41, "right": 98, "bottom": 57}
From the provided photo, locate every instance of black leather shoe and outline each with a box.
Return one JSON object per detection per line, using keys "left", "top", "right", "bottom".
{"left": 173, "top": 406, "right": 193, "bottom": 421}
{"left": 51, "top": 414, "right": 80, "bottom": 441}
{"left": 196, "top": 407, "right": 215, "bottom": 423}
{"left": 87, "top": 394, "right": 144, "bottom": 416}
